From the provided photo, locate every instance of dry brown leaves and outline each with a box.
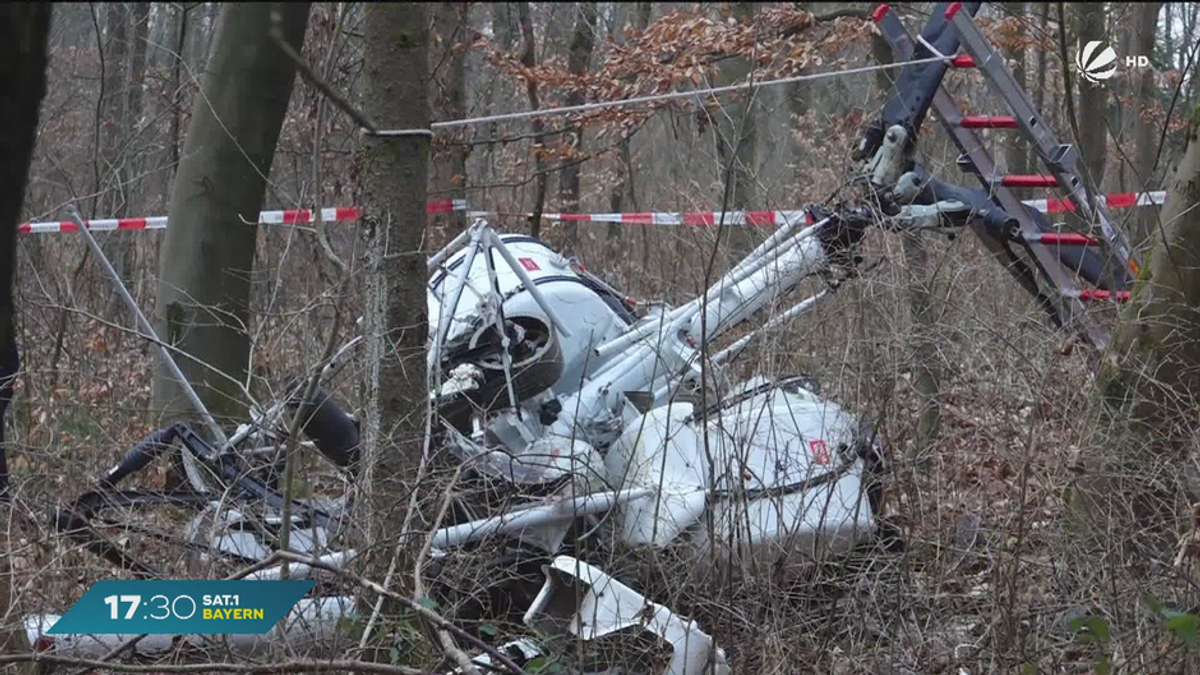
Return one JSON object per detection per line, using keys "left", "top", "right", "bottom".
{"left": 477, "top": 6, "right": 874, "bottom": 142}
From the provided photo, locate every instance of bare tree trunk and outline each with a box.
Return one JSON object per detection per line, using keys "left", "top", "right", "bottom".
{"left": 480, "top": 4, "right": 516, "bottom": 211}
{"left": 606, "top": 1, "right": 650, "bottom": 245}
{"left": 96, "top": 2, "right": 137, "bottom": 302}
{"left": 0, "top": 5, "right": 50, "bottom": 670}
{"left": 1115, "top": 5, "right": 1133, "bottom": 194}
{"left": 103, "top": 2, "right": 149, "bottom": 301}
{"left": 518, "top": 2, "right": 547, "bottom": 239}
{"left": 1135, "top": 2, "right": 1164, "bottom": 251}
{"left": 715, "top": 2, "right": 758, "bottom": 255}
{"left": 789, "top": 2, "right": 812, "bottom": 187}
{"left": 121, "top": 1, "right": 149, "bottom": 302}
{"left": 99, "top": 2, "right": 129, "bottom": 215}
{"left": 559, "top": 2, "right": 598, "bottom": 253}
{"left": 716, "top": 2, "right": 757, "bottom": 209}
{"left": 126, "top": 2, "right": 149, "bottom": 207}
{"left": 1076, "top": 2, "right": 1108, "bottom": 191}
{"left": 169, "top": 2, "right": 189, "bottom": 179}
{"left": 359, "top": 1, "right": 431, "bottom": 645}
{"left": 1003, "top": 2, "right": 1028, "bottom": 175}
{"left": 153, "top": 3, "right": 311, "bottom": 426}
{"left": 429, "top": 2, "right": 469, "bottom": 235}
{"left": 1030, "top": 4, "right": 1050, "bottom": 173}
{"left": 1071, "top": 97, "right": 1200, "bottom": 533}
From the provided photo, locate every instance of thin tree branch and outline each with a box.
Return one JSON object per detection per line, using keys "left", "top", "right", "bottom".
{"left": 412, "top": 467, "right": 476, "bottom": 675}
{"left": 268, "top": 25, "right": 377, "bottom": 133}
{"left": 272, "top": 551, "right": 526, "bottom": 675}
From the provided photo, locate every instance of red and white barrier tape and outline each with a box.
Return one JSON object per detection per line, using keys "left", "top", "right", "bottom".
{"left": 16, "top": 199, "right": 469, "bottom": 235}
{"left": 19, "top": 190, "right": 1166, "bottom": 234}
{"left": 1025, "top": 190, "right": 1165, "bottom": 214}
{"left": 469, "top": 191, "right": 1168, "bottom": 226}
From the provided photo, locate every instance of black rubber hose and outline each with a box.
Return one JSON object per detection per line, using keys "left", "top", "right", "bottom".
{"left": 287, "top": 387, "right": 360, "bottom": 468}
{"left": 99, "top": 424, "right": 183, "bottom": 489}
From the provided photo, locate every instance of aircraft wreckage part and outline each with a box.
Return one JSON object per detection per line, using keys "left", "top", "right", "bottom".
{"left": 26, "top": 596, "right": 357, "bottom": 659}
{"left": 451, "top": 638, "right": 546, "bottom": 674}
{"left": 607, "top": 379, "right": 874, "bottom": 560}
{"left": 547, "top": 340, "right": 689, "bottom": 447}
{"left": 593, "top": 215, "right": 830, "bottom": 360}
{"left": 544, "top": 208, "right": 866, "bottom": 449}
{"left": 446, "top": 426, "right": 605, "bottom": 489}
{"left": 523, "top": 556, "right": 732, "bottom": 675}
{"left": 703, "top": 379, "right": 873, "bottom": 561}
{"left": 436, "top": 318, "right": 565, "bottom": 432}
{"left": 430, "top": 488, "right": 653, "bottom": 550}
{"left": 482, "top": 228, "right": 574, "bottom": 339}
{"left": 185, "top": 502, "right": 354, "bottom": 579}
{"left": 605, "top": 403, "right": 710, "bottom": 546}
{"left": 709, "top": 290, "right": 829, "bottom": 367}
{"left": 433, "top": 223, "right": 487, "bottom": 363}
{"left": 684, "top": 228, "right": 829, "bottom": 340}
{"left": 430, "top": 233, "right": 631, "bottom": 396}
{"left": 286, "top": 386, "right": 360, "bottom": 467}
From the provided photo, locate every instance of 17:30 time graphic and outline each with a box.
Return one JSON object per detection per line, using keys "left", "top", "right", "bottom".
{"left": 105, "top": 594, "right": 197, "bottom": 621}
{"left": 104, "top": 594, "right": 257, "bottom": 621}
{"left": 50, "top": 580, "right": 311, "bottom": 635}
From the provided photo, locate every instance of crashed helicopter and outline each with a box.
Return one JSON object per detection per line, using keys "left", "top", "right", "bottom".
{"left": 30, "top": 2, "right": 1133, "bottom": 672}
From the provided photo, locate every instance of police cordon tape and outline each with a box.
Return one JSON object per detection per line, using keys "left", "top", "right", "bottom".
{"left": 15, "top": 199, "right": 469, "bottom": 235}
{"left": 16, "top": 191, "right": 1167, "bottom": 235}
{"left": 468, "top": 190, "right": 1168, "bottom": 226}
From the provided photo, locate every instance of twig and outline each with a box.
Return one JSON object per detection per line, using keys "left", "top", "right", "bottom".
{"left": 278, "top": 305, "right": 344, "bottom": 579}
{"left": 49, "top": 304, "right": 259, "bottom": 413}
{"left": 412, "top": 466, "right": 476, "bottom": 675}
{"left": 268, "top": 25, "right": 378, "bottom": 133}
{"left": 272, "top": 551, "right": 526, "bottom": 675}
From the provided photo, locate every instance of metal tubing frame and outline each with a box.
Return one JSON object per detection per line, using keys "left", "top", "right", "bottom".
{"left": 432, "top": 222, "right": 486, "bottom": 364}
{"left": 711, "top": 290, "right": 829, "bottom": 365}
{"left": 481, "top": 228, "right": 573, "bottom": 338}
{"left": 430, "top": 488, "right": 654, "bottom": 549}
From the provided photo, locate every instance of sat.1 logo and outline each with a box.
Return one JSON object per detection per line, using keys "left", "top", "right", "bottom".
{"left": 1075, "top": 40, "right": 1118, "bottom": 84}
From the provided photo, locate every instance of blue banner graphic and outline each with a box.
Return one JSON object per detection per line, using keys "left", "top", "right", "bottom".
{"left": 49, "top": 580, "right": 315, "bottom": 635}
